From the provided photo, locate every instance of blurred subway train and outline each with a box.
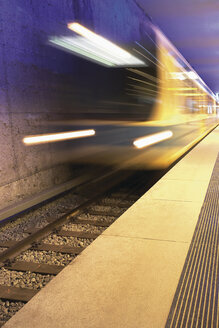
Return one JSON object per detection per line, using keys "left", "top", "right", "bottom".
{"left": 24, "top": 18, "right": 218, "bottom": 169}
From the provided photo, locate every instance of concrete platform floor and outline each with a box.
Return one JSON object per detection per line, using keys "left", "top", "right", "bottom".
{"left": 3, "top": 126, "right": 219, "bottom": 328}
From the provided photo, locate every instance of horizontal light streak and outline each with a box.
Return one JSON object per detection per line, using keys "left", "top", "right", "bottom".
{"left": 167, "top": 87, "right": 197, "bottom": 91}
{"left": 126, "top": 88, "right": 158, "bottom": 97}
{"left": 65, "top": 22, "right": 145, "bottom": 67}
{"left": 133, "top": 130, "right": 173, "bottom": 149}
{"left": 170, "top": 72, "right": 186, "bottom": 80}
{"left": 23, "top": 129, "right": 95, "bottom": 145}
{"left": 128, "top": 68, "right": 160, "bottom": 83}
{"left": 170, "top": 71, "right": 198, "bottom": 81}
{"left": 68, "top": 22, "right": 130, "bottom": 59}
{"left": 49, "top": 37, "right": 114, "bottom": 67}
{"left": 128, "top": 76, "right": 158, "bottom": 88}
{"left": 186, "top": 71, "right": 198, "bottom": 80}
{"left": 175, "top": 93, "right": 204, "bottom": 96}
{"left": 129, "top": 84, "right": 158, "bottom": 93}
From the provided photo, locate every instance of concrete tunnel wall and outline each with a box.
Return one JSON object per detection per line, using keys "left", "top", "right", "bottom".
{"left": 0, "top": 0, "right": 148, "bottom": 210}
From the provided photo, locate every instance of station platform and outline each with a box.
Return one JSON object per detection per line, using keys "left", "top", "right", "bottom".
{"left": 3, "top": 126, "right": 219, "bottom": 328}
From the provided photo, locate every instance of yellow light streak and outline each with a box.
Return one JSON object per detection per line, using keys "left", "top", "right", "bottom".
{"left": 175, "top": 93, "right": 204, "bottom": 96}
{"left": 129, "top": 84, "right": 158, "bottom": 93}
{"left": 127, "top": 68, "right": 160, "bottom": 83}
{"left": 133, "top": 130, "right": 173, "bottom": 149}
{"left": 128, "top": 76, "right": 157, "bottom": 88}
{"left": 167, "top": 87, "right": 197, "bottom": 91}
{"left": 23, "top": 129, "right": 95, "bottom": 145}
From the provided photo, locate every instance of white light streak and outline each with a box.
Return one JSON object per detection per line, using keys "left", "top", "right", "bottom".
{"left": 68, "top": 23, "right": 131, "bottom": 59}
{"left": 186, "top": 71, "right": 198, "bottom": 80}
{"left": 133, "top": 130, "right": 173, "bottom": 149}
{"left": 170, "top": 71, "right": 198, "bottom": 81}
{"left": 23, "top": 129, "right": 95, "bottom": 145}
{"left": 170, "top": 72, "right": 186, "bottom": 80}
{"left": 50, "top": 35, "right": 144, "bottom": 67}
{"left": 50, "top": 36, "right": 115, "bottom": 66}
{"left": 59, "top": 22, "right": 145, "bottom": 67}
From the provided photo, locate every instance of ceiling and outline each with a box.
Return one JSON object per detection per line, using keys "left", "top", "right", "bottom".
{"left": 138, "top": 0, "right": 219, "bottom": 94}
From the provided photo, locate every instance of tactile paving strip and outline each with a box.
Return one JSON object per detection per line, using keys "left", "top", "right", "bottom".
{"left": 166, "top": 153, "right": 219, "bottom": 328}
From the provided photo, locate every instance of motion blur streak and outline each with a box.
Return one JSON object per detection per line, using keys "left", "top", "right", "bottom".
{"left": 68, "top": 22, "right": 130, "bottom": 58}
{"left": 66, "top": 22, "right": 145, "bottom": 67}
{"left": 23, "top": 130, "right": 95, "bottom": 145}
{"left": 167, "top": 88, "right": 197, "bottom": 91}
{"left": 175, "top": 93, "right": 204, "bottom": 96}
{"left": 49, "top": 37, "right": 115, "bottom": 67}
{"left": 133, "top": 131, "right": 173, "bottom": 149}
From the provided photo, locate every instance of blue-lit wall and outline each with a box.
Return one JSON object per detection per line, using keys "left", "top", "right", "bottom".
{"left": 0, "top": 0, "right": 149, "bottom": 208}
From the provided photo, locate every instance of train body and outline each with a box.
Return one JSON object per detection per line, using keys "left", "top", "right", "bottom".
{"left": 48, "top": 19, "right": 218, "bottom": 169}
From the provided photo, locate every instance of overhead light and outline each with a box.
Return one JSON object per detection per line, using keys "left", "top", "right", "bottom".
{"left": 51, "top": 22, "right": 145, "bottom": 67}
{"left": 23, "top": 129, "right": 95, "bottom": 145}
{"left": 133, "top": 130, "right": 173, "bottom": 149}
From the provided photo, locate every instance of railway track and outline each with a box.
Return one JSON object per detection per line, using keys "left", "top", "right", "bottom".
{"left": 0, "top": 168, "right": 161, "bottom": 326}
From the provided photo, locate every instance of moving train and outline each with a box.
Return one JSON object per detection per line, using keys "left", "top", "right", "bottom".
{"left": 35, "top": 19, "right": 219, "bottom": 169}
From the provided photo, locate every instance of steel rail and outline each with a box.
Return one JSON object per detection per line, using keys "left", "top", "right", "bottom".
{"left": 0, "top": 170, "right": 132, "bottom": 266}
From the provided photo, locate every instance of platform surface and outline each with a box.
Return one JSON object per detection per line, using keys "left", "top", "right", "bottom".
{"left": 3, "top": 126, "right": 219, "bottom": 328}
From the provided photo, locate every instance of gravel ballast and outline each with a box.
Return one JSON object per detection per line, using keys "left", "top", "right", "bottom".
{"left": 63, "top": 222, "right": 105, "bottom": 233}
{"left": 0, "top": 268, "right": 53, "bottom": 290}
{"left": 42, "top": 234, "right": 93, "bottom": 247}
{"left": 0, "top": 176, "right": 135, "bottom": 327}
{"left": 0, "top": 300, "right": 25, "bottom": 322}
{"left": 15, "top": 250, "right": 75, "bottom": 266}
{"left": 0, "top": 192, "right": 83, "bottom": 242}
